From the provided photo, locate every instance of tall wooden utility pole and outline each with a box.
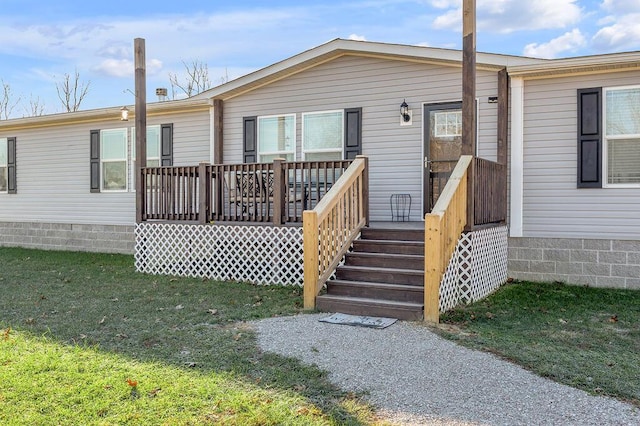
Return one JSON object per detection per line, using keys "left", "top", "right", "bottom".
{"left": 462, "top": 0, "right": 476, "bottom": 230}
{"left": 135, "top": 38, "right": 147, "bottom": 224}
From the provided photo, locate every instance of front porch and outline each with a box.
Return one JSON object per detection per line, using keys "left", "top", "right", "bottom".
{"left": 135, "top": 155, "right": 508, "bottom": 322}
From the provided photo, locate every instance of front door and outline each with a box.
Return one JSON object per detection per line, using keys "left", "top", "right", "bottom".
{"left": 423, "top": 102, "right": 463, "bottom": 215}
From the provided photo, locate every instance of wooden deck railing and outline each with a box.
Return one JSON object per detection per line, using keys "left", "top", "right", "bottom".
{"left": 140, "top": 160, "right": 352, "bottom": 225}
{"left": 140, "top": 166, "right": 200, "bottom": 221}
{"left": 303, "top": 156, "right": 369, "bottom": 309}
{"left": 424, "top": 155, "right": 472, "bottom": 323}
{"left": 473, "top": 157, "right": 507, "bottom": 226}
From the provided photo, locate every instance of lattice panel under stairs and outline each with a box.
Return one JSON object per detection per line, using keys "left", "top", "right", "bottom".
{"left": 135, "top": 223, "right": 304, "bottom": 286}
{"left": 439, "top": 226, "right": 508, "bottom": 313}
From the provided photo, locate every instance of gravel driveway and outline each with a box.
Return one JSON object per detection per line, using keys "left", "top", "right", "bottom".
{"left": 254, "top": 313, "right": 639, "bottom": 426}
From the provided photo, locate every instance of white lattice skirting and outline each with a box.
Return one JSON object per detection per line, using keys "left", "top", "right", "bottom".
{"left": 135, "top": 223, "right": 304, "bottom": 286}
{"left": 439, "top": 226, "right": 509, "bottom": 313}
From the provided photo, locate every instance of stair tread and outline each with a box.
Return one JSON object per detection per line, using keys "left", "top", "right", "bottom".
{"left": 317, "top": 294, "right": 423, "bottom": 308}
{"left": 357, "top": 239, "right": 424, "bottom": 245}
{"left": 347, "top": 252, "right": 424, "bottom": 259}
{"left": 328, "top": 279, "right": 424, "bottom": 289}
{"left": 338, "top": 265, "right": 424, "bottom": 275}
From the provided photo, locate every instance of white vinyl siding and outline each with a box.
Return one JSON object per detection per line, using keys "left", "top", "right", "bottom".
{"left": 521, "top": 71, "right": 640, "bottom": 240}
{"left": 0, "top": 109, "right": 210, "bottom": 226}
{"left": 302, "top": 110, "right": 343, "bottom": 161}
{"left": 222, "top": 55, "right": 499, "bottom": 221}
{"left": 257, "top": 114, "right": 295, "bottom": 162}
{"left": 604, "top": 86, "right": 640, "bottom": 187}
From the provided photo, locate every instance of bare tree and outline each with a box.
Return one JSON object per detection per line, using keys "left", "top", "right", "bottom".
{"left": 55, "top": 70, "right": 90, "bottom": 112}
{"left": 1, "top": 79, "right": 20, "bottom": 120}
{"left": 24, "top": 95, "right": 46, "bottom": 117}
{"left": 169, "top": 60, "right": 212, "bottom": 99}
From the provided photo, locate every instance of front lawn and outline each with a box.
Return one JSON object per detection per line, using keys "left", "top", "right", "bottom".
{"left": 0, "top": 247, "right": 384, "bottom": 425}
{"left": 434, "top": 280, "right": 640, "bottom": 406}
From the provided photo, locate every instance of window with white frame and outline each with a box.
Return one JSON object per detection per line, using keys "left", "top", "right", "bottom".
{"left": 257, "top": 114, "right": 295, "bottom": 162}
{"left": 100, "top": 128, "right": 128, "bottom": 191}
{"left": 130, "top": 126, "right": 161, "bottom": 191}
{"left": 0, "top": 138, "right": 7, "bottom": 192}
{"left": 604, "top": 86, "right": 640, "bottom": 186}
{"left": 131, "top": 125, "right": 161, "bottom": 167}
{"left": 302, "top": 110, "right": 344, "bottom": 161}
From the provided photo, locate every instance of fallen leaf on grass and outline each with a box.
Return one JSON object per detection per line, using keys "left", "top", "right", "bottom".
{"left": 175, "top": 304, "right": 184, "bottom": 310}
{"left": 2, "top": 327, "right": 10, "bottom": 341}
{"left": 99, "top": 316, "right": 106, "bottom": 325}
{"left": 25, "top": 318, "right": 36, "bottom": 325}
{"left": 116, "top": 333, "right": 129, "bottom": 339}
{"left": 609, "top": 315, "right": 618, "bottom": 323}
{"left": 558, "top": 318, "right": 568, "bottom": 324}
{"left": 207, "top": 309, "right": 218, "bottom": 315}
{"left": 232, "top": 333, "right": 242, "bottom": 341}
{"left": 147, "top": 388, "right": 162, "bottom": 397}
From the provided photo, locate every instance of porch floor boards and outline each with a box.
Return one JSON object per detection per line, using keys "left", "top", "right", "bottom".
{"left": 316, "top": 225, "right": 425, "bottom": 321}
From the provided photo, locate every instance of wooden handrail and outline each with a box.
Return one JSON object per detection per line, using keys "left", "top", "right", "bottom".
{"left": 424, "top": 155, "right": 472, "bottom": 323}
{"left": 303, "top": 156, "right": 368, "bottom": 309}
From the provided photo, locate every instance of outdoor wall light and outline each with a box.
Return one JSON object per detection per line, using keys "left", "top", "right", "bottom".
{"left": 120, "top": 106, "right": 129, "bottom": 121}
{"left": 400, "top": 99, "right": 411, "bottom": 122}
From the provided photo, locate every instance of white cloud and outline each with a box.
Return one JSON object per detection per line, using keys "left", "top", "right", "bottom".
{"left": 601, "top": 0, "right": 640, "bottom": 14}
{"left": 592, "top": 13, "right": 640, "bottom": 51}
{"left": 348, "top": 33, "right": 367, "bottom": 41}
{"left": 431, "top": 0, "right": 582, "bottom": 34}
{"left": 523, "top": 28, "right": 586, "bottom": 58}
{"left": 93, "top": 58, "right": 163, "bottom": 78}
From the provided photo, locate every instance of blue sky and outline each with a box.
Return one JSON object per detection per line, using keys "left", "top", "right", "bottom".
{"left": 0, "top": 0, "right": 638, "bottom": 117}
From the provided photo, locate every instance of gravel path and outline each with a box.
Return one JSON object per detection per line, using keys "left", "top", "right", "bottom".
{"left": 254, "top": 313, "right": 639, "bottom": 426}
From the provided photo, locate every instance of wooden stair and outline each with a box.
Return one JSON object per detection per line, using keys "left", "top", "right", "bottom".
{"left": 316, "top": 226, "right": 424, "bottom": 321}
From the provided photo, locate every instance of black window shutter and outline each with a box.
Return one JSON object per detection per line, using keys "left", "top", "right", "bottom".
{"left": 161, "top": 123, "right": 173, "bottom": 166}
{"left": 7, "top": 137, "right": 16, "bottom": 194}
{"left": 344, "top": 108, "right": 362, "bottom": 160}
{"left": 243, "top": 116, "right": 257, "bottom": 163}
{"left": 90, "top": 130, "right": 100, "bottom": 193}
{"left": 577, "top": 88, "right": 602, "bottom": 188}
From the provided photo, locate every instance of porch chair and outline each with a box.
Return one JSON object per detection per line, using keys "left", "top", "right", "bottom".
{"left": 225, "top": 170, "right": 264, "bottom": 216}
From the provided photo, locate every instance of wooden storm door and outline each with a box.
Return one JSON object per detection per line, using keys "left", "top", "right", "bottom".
{"left": 423, "top": 102, "right": 463, "bottom": 215}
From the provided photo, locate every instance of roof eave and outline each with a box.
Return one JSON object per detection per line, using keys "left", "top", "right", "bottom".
{"left": 0, "top": 98, "right": 210, "bottom": 132}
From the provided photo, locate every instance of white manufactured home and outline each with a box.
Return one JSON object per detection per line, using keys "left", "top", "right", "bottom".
{"left": 1, "top": 39, "right": 638, "bottom": 320}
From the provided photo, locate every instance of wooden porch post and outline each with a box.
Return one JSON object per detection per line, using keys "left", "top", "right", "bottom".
{"left": 462, "top": 0, "right": 476, "bottom": 230}
{"left": 356, "top": 155, "right": 369, "bottom": 226}
{"left": 213, "top": 99, "right": 224, "bottom": 164}
{"left": 497, "top": 68, "right": 509, "bottom": 224}
{"left": 303, "top": 210, "right": 319, "bottom": 309}
{"left": 272, "top": 158, "right": 285, "bottom": 226}
{"left": 198, "top": 162, "right": 210, "bottom": 224}
{"left": 135, "top": 38, "right": 147, "bottom": 224}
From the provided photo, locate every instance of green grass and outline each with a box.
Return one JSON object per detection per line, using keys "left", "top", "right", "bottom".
{"left": 434, "top": 280, "right": 640, "bottom": 406}
{"left": 0, "top": 247, "right": 386, "bottom": 425}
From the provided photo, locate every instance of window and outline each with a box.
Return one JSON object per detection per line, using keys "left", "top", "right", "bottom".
{"left": 90, "top": 124, "right": 172, "bottom": 193}
{"left": 0, "top": 138, "right": 7, "bottom": 192}
{"left": 302, "top": 110, "right": 344, "bottom": 161}
{"left": 100, "top": 128, "right": 128, "bottom": 191}
{"left": 132, "top": 125, "right": 161, "bottom": 167}
{"left": 433, "top": 110, "right": 462, "bottom": 137}
{"left": 604, "top": 86, "right": 640, "bottom": 186}
{"left": 257, "top": 114, "right": 295, "bottom": 162}
{"left": 243, "top": 109, "right": 361, "bottom": 162}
